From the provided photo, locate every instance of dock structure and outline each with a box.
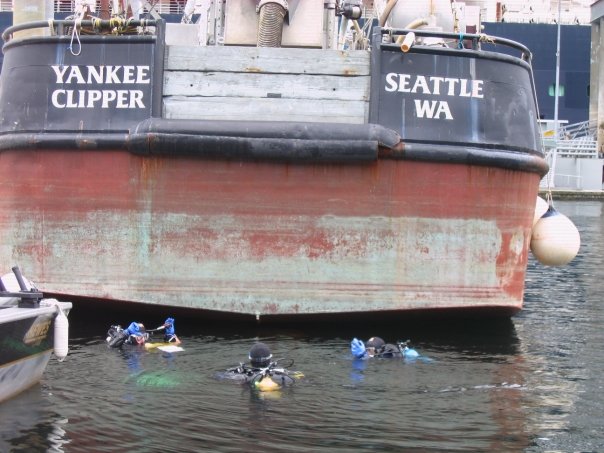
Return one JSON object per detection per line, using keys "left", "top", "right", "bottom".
{"left": 539, "top": 2, "right": 604, "bottom": 192}
{"left": 591, "top": 0, "right": 604, "bottom": 157}
{"left": 539, "top": 118, "right": 601, "bottom": 190}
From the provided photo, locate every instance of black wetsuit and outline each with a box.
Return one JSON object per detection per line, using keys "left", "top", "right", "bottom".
{"left": 216, "top": 363, "right": 297, "bottom": 387}
{"left": 375, "top": 343, "right": 403, "bottom": 358}
{"left": 106, "top": 325, "right": 148, "bottom": 348}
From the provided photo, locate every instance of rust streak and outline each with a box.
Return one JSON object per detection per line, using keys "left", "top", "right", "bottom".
{"left": 378, "top": 141, "right": 405, "bottom": 158}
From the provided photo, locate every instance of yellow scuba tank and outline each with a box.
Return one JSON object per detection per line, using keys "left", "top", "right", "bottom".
{"left": 255, "top": 375, "right": 280, "bottom": 392}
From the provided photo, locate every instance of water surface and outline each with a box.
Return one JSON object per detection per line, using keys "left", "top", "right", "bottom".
{"left": 1, "top": 200, "right": 602, "bottom": 452}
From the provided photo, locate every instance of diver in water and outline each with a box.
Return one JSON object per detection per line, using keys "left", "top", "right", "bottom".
{"left": 216, "top": 342, "right": 303, "bottom": 391}
{"left": 351, "top": 336, "right": 418, "bottom": 359}
{"left": 124, "top": 322, "right": 148, "bottom": 345}
{"left": 153, "top": 317, "right": 181, "bottom": 344}
{"left": 106, "top": 322, "right": 149, "bottom": 348}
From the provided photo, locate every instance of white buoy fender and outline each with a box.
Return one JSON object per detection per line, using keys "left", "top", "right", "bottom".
{"left": 530, "top": 207, "right": 580, "bottom": 266}
{"left": 53, "top": 302, "right": 69, "bottom": 361}
{"left": 533, "top": 196, "right": 549, "bottom": 227}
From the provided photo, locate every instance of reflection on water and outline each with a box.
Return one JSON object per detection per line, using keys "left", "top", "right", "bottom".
{"left": 0, "top": 200, "right": 602, "bottom": 452}
{"left": 518, "top": 200, "right": 604, "bottom": 452}
{"left": 0, "top": 385, "right": 68, "bottom": 452}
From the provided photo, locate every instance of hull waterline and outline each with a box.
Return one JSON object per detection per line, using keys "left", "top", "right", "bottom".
{"left": 0, "top": 149, "right": 540, "bottom": 319}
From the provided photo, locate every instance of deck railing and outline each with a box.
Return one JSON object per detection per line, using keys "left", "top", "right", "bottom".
{"left": 554, "top": 137, "right": 598, "bottom": 158}
{"left": 541, "top": 120, "right": 599, "bottom": 158}
{"left": 0, "top": 1, "right": 189, "bottom": 14}
{"left": 558, "top": 120, "right": 597, "bottom": 140}
{"left": 2, "top": 18, "right": 158, "bottom": 42}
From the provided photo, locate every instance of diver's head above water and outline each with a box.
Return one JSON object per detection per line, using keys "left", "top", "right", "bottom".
{"left": 365, "top": 336, "right": 385, "bottom": 357}
{"left": 249, "top": 342, "right": 272, "bottom": 368}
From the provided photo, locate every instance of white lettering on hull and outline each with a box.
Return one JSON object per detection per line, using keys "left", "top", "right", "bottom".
{"left": 50, "top": 65, "right": 150, "bottom": 109}
{"left": 385, "top": 72, "right": 484, "bottom": 120}
{"left": 414, "top": 100, "right": 453, "bottom": 120}
{"left": 51, "top": 89, "right": 145, "bottom": 109}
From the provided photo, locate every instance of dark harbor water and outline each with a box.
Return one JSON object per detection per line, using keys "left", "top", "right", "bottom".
{"left": 1, "top": 200, "right": 603, "bottom": 452}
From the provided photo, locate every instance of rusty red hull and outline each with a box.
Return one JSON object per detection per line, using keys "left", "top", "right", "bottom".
{"left": 0, "top": 149, "right": 540, "bottom": 318}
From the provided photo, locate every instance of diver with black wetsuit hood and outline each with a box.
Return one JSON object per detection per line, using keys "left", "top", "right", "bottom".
{"left": 215, "top": 342, "right": 303, "bottom": 390}
{"left": 351, "top": 336, "right": 419, "bottom": 359}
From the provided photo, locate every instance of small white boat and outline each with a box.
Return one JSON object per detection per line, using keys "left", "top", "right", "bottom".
{"left": 0, "top": 267, "right": 71, "bottom": 403}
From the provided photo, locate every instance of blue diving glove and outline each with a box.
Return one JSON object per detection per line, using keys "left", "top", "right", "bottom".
{"left": 351, "top": 338, "right": 367, "bottom": 359}
{"left": 125, "top": 322, "right": 140, "bottom": 335}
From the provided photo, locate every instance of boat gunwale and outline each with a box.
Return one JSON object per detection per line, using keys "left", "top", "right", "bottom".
{"left": 0, "top": 301, "right": 72, "bottom": 324}
{"left": 1, "top": 19, "right": 159, "bottom": 43}
{"left": 376, "top": 27, "right": 533, "bottom": 61}
{"left": 0, "top": 127, "right": 548, "bottom": 176}
{"left": 379, "top": 42, "right": 534, "bottom": 72}
{"left": 2, "top": 20, "right": 532, "bottom": 64}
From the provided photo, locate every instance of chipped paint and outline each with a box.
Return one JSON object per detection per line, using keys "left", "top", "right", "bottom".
{"left": 0, "top": 149, "right": 539, "bottom": 317}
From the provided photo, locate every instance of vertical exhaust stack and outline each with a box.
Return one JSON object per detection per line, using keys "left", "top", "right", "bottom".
{"left": 257, "top": 0, "right": 288, "bottom": 47}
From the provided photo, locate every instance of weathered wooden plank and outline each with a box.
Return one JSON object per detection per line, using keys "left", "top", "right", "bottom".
{"left": 163, "top": 71, "right": 370, "bottom": 101}
{"left": 163, "top": 96, "right": 368, "bottom": 123}
{"left": 165, "top": 45, "right": 370, "bottom": 76}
